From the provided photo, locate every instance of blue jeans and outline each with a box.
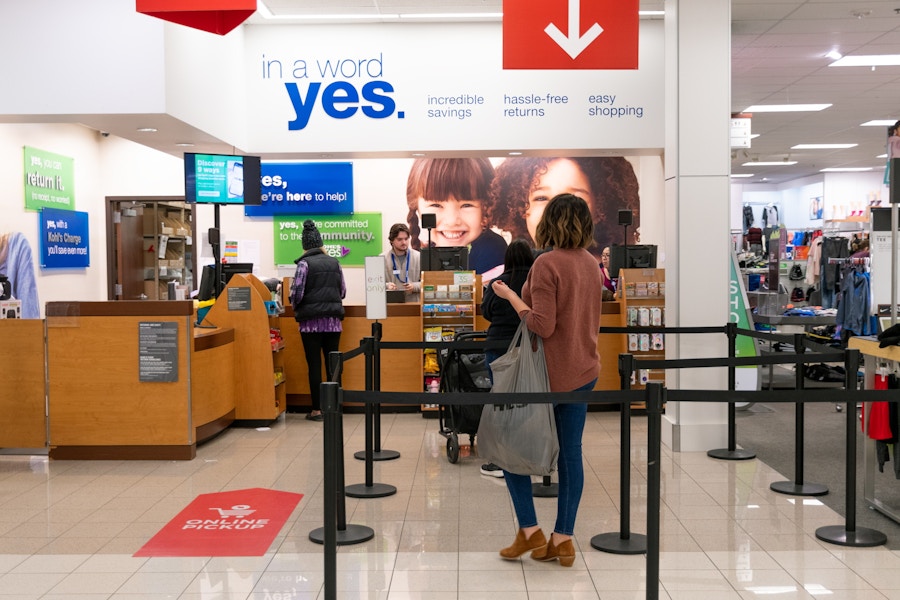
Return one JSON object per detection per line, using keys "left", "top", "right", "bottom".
{"left": 503, "top": 379, "right": 595, "bottom": 536}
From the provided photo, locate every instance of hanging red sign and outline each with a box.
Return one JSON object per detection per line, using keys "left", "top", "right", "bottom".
{"left": 136, "top": 0, "right": 256, "bottom": 36}
{"left": 503, "top": 0, "right": 639, "bottom": 70}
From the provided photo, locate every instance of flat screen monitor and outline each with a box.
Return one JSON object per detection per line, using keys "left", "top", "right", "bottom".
{"left": 608, "top": 244, "right": 657, "bottom": 279}
{"left": 221, "top": 262, "right": 254, "bottom": 287}
{"left": 197, "top": 264, "right": 217, "bottom": 301}
{"left": 422, "top": 246, "right": 469, "bottom": 271}
{"left": 184, "top": 153, "right": 262, "bottom": 205}
{"left": 197, "top": 262, "right": 254, "bottom": 301}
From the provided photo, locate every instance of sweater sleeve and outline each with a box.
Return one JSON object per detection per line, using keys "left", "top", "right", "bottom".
{"left": 521, "top": 262, "right": 558, "bottom": 339}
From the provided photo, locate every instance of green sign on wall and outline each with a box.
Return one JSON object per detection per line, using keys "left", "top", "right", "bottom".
{"left": 274, "top": 213, "right": 382, "bottom": 267}
{"left": 23, "top": 146, "right": 75, "bottom": 211}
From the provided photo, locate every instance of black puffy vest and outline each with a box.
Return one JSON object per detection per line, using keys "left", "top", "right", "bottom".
{"left": 293, "top": 249, "right": 344, "bottom": 321}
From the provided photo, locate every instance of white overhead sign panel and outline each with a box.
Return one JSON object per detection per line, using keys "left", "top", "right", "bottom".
{"left": 239, "top": 21, "right": 664, "bottom": 154}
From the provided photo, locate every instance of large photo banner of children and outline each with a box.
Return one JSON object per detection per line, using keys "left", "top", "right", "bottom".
{"left": 401, "top": 156, "right": 641, "bottom": 279}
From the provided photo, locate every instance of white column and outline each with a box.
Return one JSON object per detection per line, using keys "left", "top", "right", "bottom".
{"left": 662, "top": 0, "right": 731, "bottom": 451}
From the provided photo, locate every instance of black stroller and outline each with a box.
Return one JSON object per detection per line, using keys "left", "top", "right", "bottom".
{"left": 438, "top": 331, "right": 491, "bottom": 463}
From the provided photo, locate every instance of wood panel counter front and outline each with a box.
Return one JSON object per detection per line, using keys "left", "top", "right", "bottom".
{"left": 45, "top": 301, "right": 235, "bottom": 460}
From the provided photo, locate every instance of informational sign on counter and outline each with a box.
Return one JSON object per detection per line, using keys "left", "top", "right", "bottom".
{"left": 138, "top": 322, "right": 179, "bottom": 382}
{"left": 364, "top": 255, "right": 387, "bottom": 320}
{"left": 227, "top": 287, "right": 252, "bottom": 311}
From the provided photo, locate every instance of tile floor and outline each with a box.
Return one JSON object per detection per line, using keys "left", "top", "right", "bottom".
{"left": 1, "top": 410, "right": 900, "bottom": 599}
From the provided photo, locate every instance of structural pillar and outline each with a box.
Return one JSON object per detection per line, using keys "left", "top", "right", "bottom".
{"left": 662, "top": 0, "right": 731, "bottom": 451}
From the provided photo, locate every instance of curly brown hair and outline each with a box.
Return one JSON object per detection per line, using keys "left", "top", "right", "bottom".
{"left": 405, "top": 158, "right": 495, "bottom": 250}
{"left": 487, "top": 157, "right": 640, "bottom": 256}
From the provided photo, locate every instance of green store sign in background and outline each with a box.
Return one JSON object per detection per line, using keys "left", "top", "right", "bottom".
{"left": 24, "top": 146, "right": 75, "bottom": 210}
{"left": 274, "top": 213, "right": 381, "bottom": 267}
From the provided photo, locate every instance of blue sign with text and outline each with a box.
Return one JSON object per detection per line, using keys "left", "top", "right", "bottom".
{"left": 244, "top": 162, "right": 353, "bottom": 217}
{"left": 40, "top": 207, "right": 89, "bottom": 269}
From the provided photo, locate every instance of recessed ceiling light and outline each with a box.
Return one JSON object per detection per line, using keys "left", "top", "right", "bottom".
{"left": 175, "top": 142, "right": 194, "bottom": 147}
{"left": 743, "top": 104, "right": 831, "bottom": 113}
{"left": 877, "top": 153, "right": 888, "bottom": 159}
{"left": 825, "top": 50, "right": 843, "bottom": 60}
{"left": 819, "top": 167, "right": 873, "bottom": 172}
{"left": 830, "top": 54, "right": 900, "bottom": 67}
{"left": 742, "top": 161, "right": 798, "bottom": 166}
{"left": 136, "top": 127, "right": 158, "bottom": 133}
{"left": 731, "top": 174, "right": 754, "bottom": 178}
{"left": 791, "top": 143, "right": 858, "bottom": 149}
{"left": 862, "top": 120, "right": 898, "bottom": 127}
{"left": 638, "top": 10, "right": 665, "bottom": 16}
{"left": 508, "top": 151, "right": 523, "bottom": 156}
{"left": 411, "top": 152, "right": 426, "bottom": 157}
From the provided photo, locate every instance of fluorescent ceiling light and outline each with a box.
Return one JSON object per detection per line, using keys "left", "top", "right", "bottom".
{"left": 136, "top": 127, "right": 158, "bottom": 132}
{"left": 742, "top": 161, "right": 798, "bottom": 166}
{"left": 820, "top": 167, "right": 873, "bottom": 172}
{"left": 639, "top": 10, "right": 665, "bottom": 16}
{"left": 750, "top": 134, "right": 760, "bottom": 139}
{"left": 877, "top": 153, "right": 887, "bottom": 159}
{"left": 830, "top": 54, "right": 900, "bottom": 67}
{"left": 791, "top": 143, "right": 857, "bottom": 149}
{"left": 862, "top": 120, "right": 898, "bottom": 127}
{"left": 731, "top": 173, "right": 754, "bottom": 178}
{"left": 744, "top": 104, "right": 831, "bottom": 113}
{"left": 825, "top": 50, "right": 843, "bottom": 60}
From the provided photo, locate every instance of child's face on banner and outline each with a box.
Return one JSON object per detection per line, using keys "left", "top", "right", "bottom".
{"left": 524, "top": 158, "right": 594, "bottom": 240}
{"left": 417, "top": 195, "right": 484, "bottom": 247}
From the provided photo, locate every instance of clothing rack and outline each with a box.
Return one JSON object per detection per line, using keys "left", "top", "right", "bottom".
{"left": 828, "top": 257, "right": 870, "bottom": 266}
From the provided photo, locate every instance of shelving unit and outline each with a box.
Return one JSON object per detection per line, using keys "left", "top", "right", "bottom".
{"left": 142, "top": 201, "right": 193, "bottom": 300}
{"left": 201, "top": 273, "right": 286, "bottom": 425}
{"left": 619, "top": 268, "right": 666, "bottom": 392}
{"left": 420, "top": 270, "right": 478, "bottom": 416}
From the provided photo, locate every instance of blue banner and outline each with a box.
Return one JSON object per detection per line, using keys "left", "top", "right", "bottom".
{"left": 244, "top": 162, "right": 353, "bottom": 217}
{"left": 40, "top": 207, "right": 90, "bottom": 268}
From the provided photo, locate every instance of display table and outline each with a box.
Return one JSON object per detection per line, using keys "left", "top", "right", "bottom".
{"left": 45, "top": 301, "right": 235, "bottom": 460}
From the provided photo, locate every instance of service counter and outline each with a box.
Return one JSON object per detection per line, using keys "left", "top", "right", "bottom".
{"left": 279, "top": 298, "right": 627, "bottom": 410}
{"left": 44, "top": 301, "right": 235, "bottom": 460}
{"left": 0, "top": 319, "right": 47, "bottom": 449}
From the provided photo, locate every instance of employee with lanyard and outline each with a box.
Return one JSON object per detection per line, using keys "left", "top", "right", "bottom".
{"left": 383, "top": 222, "right": 421, "bottom": 303}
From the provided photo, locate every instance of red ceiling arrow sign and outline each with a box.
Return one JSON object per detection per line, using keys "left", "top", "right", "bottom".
{"left": 137, "top": 0, "right": 256, "bottom": 36}
{"left": 503, "top": 0, "right": 639, "bottom": 70}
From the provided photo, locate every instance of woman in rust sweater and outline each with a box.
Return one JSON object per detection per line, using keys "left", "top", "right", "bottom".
{"left": 490, "top": 193, "right": 602, "bottom": 567}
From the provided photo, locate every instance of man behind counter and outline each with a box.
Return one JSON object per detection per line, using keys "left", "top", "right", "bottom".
{"left": 383, "top": 223, "right": 421, "bottom": 303}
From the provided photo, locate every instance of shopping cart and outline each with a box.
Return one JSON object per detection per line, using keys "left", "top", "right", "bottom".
{"left": 437, "top": 331, "right": 491, "bottom": 463}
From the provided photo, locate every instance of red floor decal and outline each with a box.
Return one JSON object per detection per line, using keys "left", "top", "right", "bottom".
{"left": 134, "top": 488, "right": 303, "bottom": 557}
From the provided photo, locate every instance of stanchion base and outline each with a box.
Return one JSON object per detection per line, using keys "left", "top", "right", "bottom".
{"left": 532, "top": 482, "right": 558, "bottom": 497}
{"left": 706, "top": 448, "right": 756, "bottom": 461}
{"left": 353, "top": 449, "right": 401, "bottom": 461}
{"left": 815, "top": 525, "right": 886, "bottom": 547}
{"left": 309, "top": 524, "right": 375, "bottom": 546}
{"left": 590, "top": 532, "right": 647, "bottom": 555}
{"left": 770, "top": 481, "right": 828, "bottom": 497}
{"left": 345, "top": 482, "right": 397, "bottom": 498}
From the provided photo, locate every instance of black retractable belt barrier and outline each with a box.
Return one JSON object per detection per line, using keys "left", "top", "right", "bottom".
{"left": 645, "top": 383, "right": 663, "bottom": 600}
{"left": 591, "top": 354, "right": 646, "bottom": 554}
{"left": 354, "top": 322, "right": 400, "bottom": 462}
{"left": 346, "top": 335, "right": 397, "bottom": 499}
{"left": 770, "top": 334, "right": 828, "bottom": 496}
{"left": 815, "top": 349, "right": 886, "bottom": 547}
{"left": 708, "top": 323, "right": 756, "bottom": 461}
{"left": 310, "top": 376, "right": 374, "bottom": 547}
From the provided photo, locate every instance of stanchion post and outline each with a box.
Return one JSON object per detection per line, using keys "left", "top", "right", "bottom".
{"left": 707, "top": 323, "right": 755, "bottom": 461}
{"left": 815, "top": 348, "right": 886, "bottom": 547}
{"left": 645, "top": 383, "right": 663, "bottom": 600}
{"left": 354, "top": 322, "right": 400, "bottom": 462}
{"left": 591, "top": 354, "right": 646, "bottom": 554}
{"left": 310, "top": 369, "right": 375, "bottom": 546}
{"left": 346, "top": 338, "right": 396, "bottom": 499}
{"left": 321, "top": 382, "right": 338, "bottom": 600}
{"left": 771, "top": 334, "right": 827, "bottom": 496}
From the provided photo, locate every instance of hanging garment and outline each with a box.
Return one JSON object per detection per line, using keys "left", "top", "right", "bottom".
{"left": 836, "top": 267, "right": 873, "bottom": 336}
{"left": 743, "top": 205, "right": 755, "bottom": 232}
{"left": 805, "top": 236, "right": 823, "bottom": 287}
{"left": 762, "top": 205, "right": 779, "bottom": 228}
